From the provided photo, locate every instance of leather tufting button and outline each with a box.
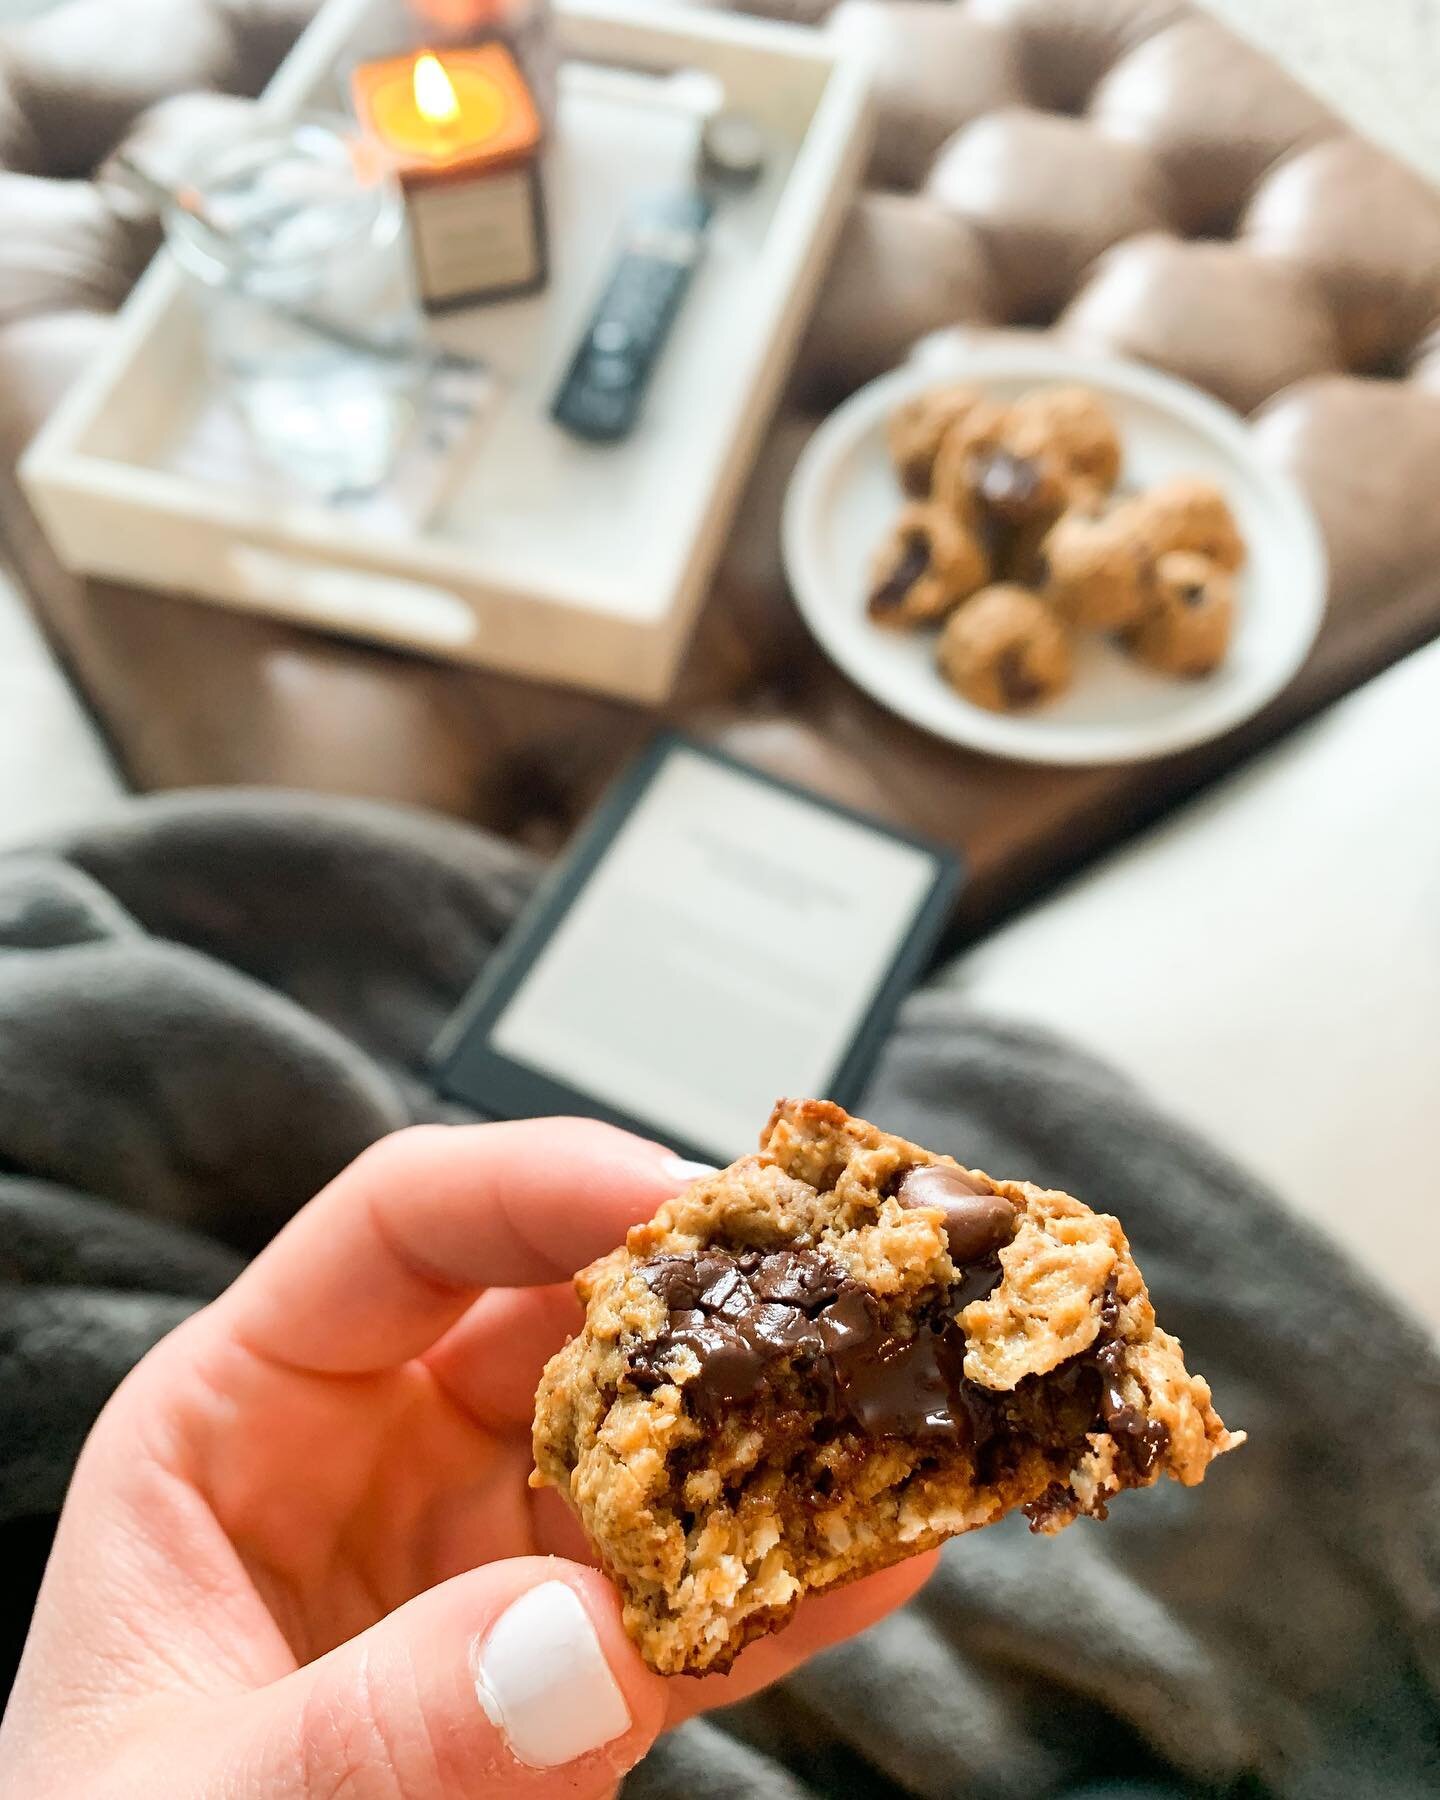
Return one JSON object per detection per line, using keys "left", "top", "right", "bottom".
{"left": 2, "top": 0, "right": 1440, "bottom": 930}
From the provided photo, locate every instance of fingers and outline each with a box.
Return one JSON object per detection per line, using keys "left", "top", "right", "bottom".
{"left": 213, "top": 1121, "right": 706, "bottom": 1374}
{"left": 668, "top": 1553, "right": 941, "bottom": 1722}
{"left": 426, "top": 1282, "right": 585, "bottom": 1430}
{"left": 230, "top": 1558, "right": 665, "bottom": 1800}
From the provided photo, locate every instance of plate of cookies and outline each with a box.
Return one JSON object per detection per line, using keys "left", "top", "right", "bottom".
{"left": 782, "top": 341, "right": 1326, "bottom": 764}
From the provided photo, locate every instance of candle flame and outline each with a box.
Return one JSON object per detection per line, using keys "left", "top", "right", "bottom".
{"left": 413, "top": 52, "right": 461, "bottom": 126}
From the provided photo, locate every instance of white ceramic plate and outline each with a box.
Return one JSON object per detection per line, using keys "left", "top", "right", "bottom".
{"left": 781, "top": 342, "right": 1327, "bottom": 765}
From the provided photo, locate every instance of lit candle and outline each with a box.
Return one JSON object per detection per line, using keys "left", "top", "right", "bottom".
{"left": 352, "top": 42, "right": 546, "bottom": 310}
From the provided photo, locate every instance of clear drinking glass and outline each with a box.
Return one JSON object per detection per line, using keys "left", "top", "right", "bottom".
{"left": 167, "top": 119, "right": 427, "bottom": 499}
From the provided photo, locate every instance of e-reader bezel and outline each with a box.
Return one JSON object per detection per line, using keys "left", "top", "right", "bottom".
{"left": 430, "top": 733, "right": 963, "bottom": 1163}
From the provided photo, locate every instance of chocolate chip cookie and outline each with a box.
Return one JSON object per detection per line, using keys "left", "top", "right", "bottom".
{"left": 867, "top": 502, "right": 988, "bottom": 627}
{"left": 532, "top": 1101, "right": 1241, "bottom": 1676}
{"left": 1006, "top": 384, "right": 1123, "bottom": 493}
{"left": 886, "top": 384, "right": 989, "bottom": 498}
{"left": 1118, "top": 476, "right": 1246, "bottom": 571}
{"left": 1123, "top": 549, "right": 1236, "bottom": 676}
{"left": 936, "top": 584, "right": 1073, "bottom": 712}
{"left": 1040, "top": 500, "right": 1150, "bottom": 631}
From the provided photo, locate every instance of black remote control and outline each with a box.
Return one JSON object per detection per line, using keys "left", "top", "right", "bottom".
{"left": 551, "top": 191, "right": 713, "bottom": 442}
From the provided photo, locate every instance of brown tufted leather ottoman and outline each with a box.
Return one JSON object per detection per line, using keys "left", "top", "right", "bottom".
{"left": 3, "top": 0, "right": 1439, "bottom": 935}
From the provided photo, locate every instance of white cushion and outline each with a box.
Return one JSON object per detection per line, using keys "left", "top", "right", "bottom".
{"left": 942, "top": 639, "right": 1440, "bottom": 1335}
{"left": 0, "top": 574, "right": 122, "bottom": 848}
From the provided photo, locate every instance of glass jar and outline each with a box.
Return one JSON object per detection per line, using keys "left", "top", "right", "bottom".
{"left": 167, "top": 119, "right": 428, "bottom": 499}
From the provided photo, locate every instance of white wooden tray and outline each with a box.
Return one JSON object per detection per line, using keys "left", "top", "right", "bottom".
{"left": 20, "top": 0, "right": 871, "bottom": 702}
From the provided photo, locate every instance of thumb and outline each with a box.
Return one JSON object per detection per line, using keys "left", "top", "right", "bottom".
{"left": 232, "top": 1559, "right": 666, "bottom": 1799}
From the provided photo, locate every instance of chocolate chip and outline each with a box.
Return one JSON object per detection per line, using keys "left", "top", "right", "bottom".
{"left": 868, "top": 532, "right": 930, "bottom": 614}
{"left": 834, "top": 1326, "right": 966, "bottom": 1442}
{"left": 997, "top": 645, "right": 1046, "bottom": 708}
{"left": 1107, "top": 1405, "right": 1169, "bottom": 1476}
{"left": 751, "top": 1248, "right": 844, "bottom": 1310}
{"left": 641, "top": 1256, "right": 705, "bottom": 1311}
{"left": 626, "top": 1248, "right": 1164, "bottom": 1473}
{"left": 1180, "top": 582, "right": 1206, "bottom": 607}
{"left": 742, "top": 1302, "right": 820, "bottom": 1356}
{"left": 1093, "top": 1290, "right": 1170, "bottom": 1476}
{"left": 670, "top": 1319, "right": 767, "bottom": 1403}
{"left": 950, "top": 1259, "right": 1006, "bottom": 1309}
{"left": 701, "top": 1264, "right": 754, "bottom": 1318}
{"left": 975, "top": 448, "right": 1043, "bottom": 522}
{"left": 897, "top": 1165, "right": 1018, "bottom": 1264}
{"left": 815, "top": 1287, "right": 880, "bottom": 1355}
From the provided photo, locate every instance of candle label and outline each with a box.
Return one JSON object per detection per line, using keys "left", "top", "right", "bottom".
{"left": 410, "top": 170, "right": 542, "bottom": 306}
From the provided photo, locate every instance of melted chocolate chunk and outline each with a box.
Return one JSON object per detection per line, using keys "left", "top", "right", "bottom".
{"left": 750, "top": 1249, "right": 845, "bottom": 1311}
{"left": 896, "top": 1165, "right": 1017, "bottom": 1263}
{"left": 666, "top": 1319, "right": 765, "bottom": 1402}
{"left": 950, "top": 1258, "right": 1006, "bottom": 1309}
{"left": 1094, "top": 1290, "right": 1170, "bottom": 1477}
{"left": 869, "top": 533, "right": 930, "bottom": 613}
{"left": 814, "top": 1286, "right": 879, "bottom": 1355}
{"left": 745, "top": 1301, "right": 821, "bottom": 1356}
{"left": 836, "top": 1322, "right": 985, "bottom": 1443}
{"left": 629, "top": 1247, "right": 990, "bottom": 1439}
{"left": 997, "top": 645, "right": 1046, "bottom": 708}
{"left": 974, "top": 448, "right": 1045, "bottom": 523}
{"left": 626, "top": 1250, "right": 1169, "bottom": 1480}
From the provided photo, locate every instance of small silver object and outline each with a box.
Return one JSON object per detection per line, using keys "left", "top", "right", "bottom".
{"left": 698, "top": 109, "right": 769, "bottom": 195}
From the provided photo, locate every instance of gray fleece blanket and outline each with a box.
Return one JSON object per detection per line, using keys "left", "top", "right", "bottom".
{"left": 1, "top": 790, "right": 1437, "bottom": 1799}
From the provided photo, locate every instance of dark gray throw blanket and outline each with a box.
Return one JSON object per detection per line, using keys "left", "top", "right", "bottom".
{"left": 1, "top": 790, "right": 1437, "bottom": 1799}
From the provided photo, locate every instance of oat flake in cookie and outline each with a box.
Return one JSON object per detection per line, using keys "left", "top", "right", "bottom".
{"left": 531, "top": 1100, "right": 1242, "bottom": 1676}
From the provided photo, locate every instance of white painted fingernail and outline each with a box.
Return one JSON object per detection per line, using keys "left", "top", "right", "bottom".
{"left": 473, "top": 1582, "right": 631, "bottom": 1769}
{"left": 661, "top": 1155, "right": 718, "bottom": 1184}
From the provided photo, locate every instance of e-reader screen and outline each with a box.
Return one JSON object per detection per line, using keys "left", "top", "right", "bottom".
{"left": 432, "top": 737, "right": 960, "bottom": 1164}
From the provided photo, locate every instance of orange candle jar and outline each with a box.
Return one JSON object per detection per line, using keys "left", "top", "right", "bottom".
{"left": 352, "top": 41, "right": 546, "bottom": 310}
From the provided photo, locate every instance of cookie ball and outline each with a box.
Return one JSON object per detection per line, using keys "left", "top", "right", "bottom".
{"left": 937, "top": 584, "right": 1073, "bottom": 712}
{"left": 867, "top": 502, "right": 989, "bottom": 628}
{"left": 1119, "top": 477, "right": 1245, "bottom": 571}
{"left": 887, "top": 385, "right": 988, "bottom": 499}
{"left": 1007, "top": 385, "right": 1123, "bottom": 492}
{"left": 1040, "top": 502, "right": 1148, "bottom": 630}
{"left": 1123, "top": 551, "right": 1236, "bottom": 677}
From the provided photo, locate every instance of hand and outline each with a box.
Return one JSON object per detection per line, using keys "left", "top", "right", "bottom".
{"left": 0, "top": 1121, "right": 934, "bottom": 1798}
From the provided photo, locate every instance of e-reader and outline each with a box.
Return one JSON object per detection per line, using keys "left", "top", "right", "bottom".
{"left": 431, "top": 735, "right": 961, "bottom": 1164}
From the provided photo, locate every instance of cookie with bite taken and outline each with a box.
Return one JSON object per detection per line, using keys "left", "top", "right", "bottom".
{"left": 532, "top": 1101, "right": 1241, "bottom": 1675}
